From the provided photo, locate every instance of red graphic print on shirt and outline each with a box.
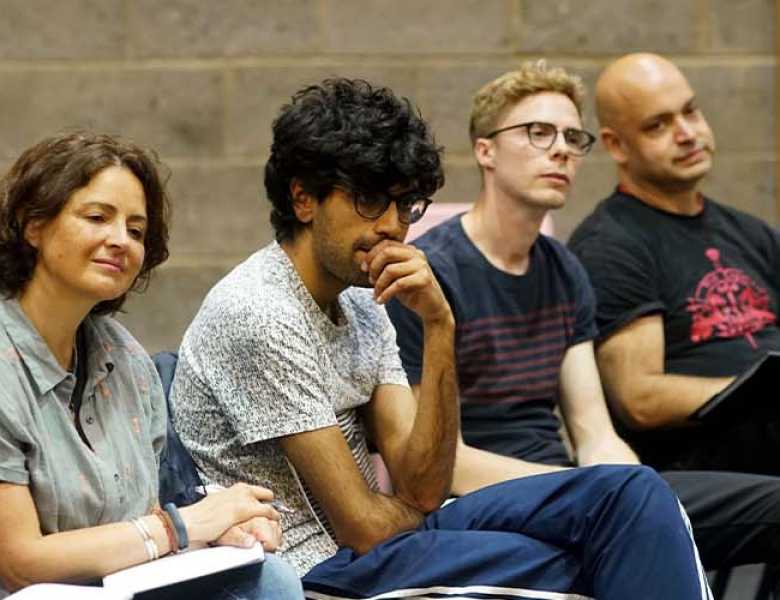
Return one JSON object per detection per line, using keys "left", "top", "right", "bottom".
{"left": 686, "top": 248, "right": 776, "bottom": 349}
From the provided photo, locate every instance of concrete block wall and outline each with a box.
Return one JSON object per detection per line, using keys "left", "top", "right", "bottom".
{"left": 0, "top": 0, "right": 774, "bottom": 353}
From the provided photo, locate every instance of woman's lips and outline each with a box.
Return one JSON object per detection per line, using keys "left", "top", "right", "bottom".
{"left": 93, "top": 259, "right": 124, "bottom": 273}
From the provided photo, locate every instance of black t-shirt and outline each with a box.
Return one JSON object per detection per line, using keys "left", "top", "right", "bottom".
{"left": 569, "top": 190, "right": 780, "bottom": 468}
{"left": 569, "top": 189, "right": 780, "bottom": 377}
{"left": 387, "top": 215, "right": 597, "bottom": 465}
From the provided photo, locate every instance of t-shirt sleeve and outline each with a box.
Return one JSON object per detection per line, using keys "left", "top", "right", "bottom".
{"left": 767, "top": 225, "right": 780, "bottom": 295}
{"left": 385, "top": 297, "right": 424, "bottom": 385}
{"left": 0, "top": 392, "right": 30, "bottom": 485}
{"left": 566, "top": 251, "right": 599, "bottom": 345}
{"left": 146, "top": 362, "right": 168, "bottom": 468}
{"left": 571, "top": 231, "right": 665, "bottom": 341}
{"left": 200, "top": 305, "right": 338, "bottom": 446}
{"left": 375, "top": 304, "right": 412, "bottom": 388}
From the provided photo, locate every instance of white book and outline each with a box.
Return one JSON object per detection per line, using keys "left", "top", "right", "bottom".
{"left": 102, "top": 544, "right": 265, "bottom": 595}
{"left": 6, "top": 584, "right": 132, "bottom": 600}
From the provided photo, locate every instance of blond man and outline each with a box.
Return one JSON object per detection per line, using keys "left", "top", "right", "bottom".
{"left": 389, "top": 60, "right": 778, "bottom": 570}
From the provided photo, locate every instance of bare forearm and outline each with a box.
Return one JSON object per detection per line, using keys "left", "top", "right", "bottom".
{"left": 452, "top": 441, "right": 568, "bottom": 497}
{"left": 341, "top": 491, "right": 424, "bottom": 555}
{"left": 612, "top": 372, "right": 734, "bottom": 429}
{"left": 3, "top": 516, "right": 168, "bottom": 591}
{"left": 397, "top": 316, "right": 458, "bottom": 511}
{"left": 575, "top": 435, "right": 639, "bottom": 466}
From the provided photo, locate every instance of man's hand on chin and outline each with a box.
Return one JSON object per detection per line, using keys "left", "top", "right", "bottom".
{"left": 363, "top": 240, "right": 453, "bottom": 326}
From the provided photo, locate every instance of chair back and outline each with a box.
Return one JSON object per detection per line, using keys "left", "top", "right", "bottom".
{"left": 152, "top": 351, "right": 205, "bottom": 507}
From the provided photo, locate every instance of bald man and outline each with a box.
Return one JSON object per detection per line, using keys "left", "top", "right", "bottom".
{"left": 570, "top": 53, "right": 780, "bottom": 566}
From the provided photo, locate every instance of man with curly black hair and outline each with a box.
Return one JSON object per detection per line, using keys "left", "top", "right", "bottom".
{"left": 171, "top": 78, "right": 711, "bottom": 599}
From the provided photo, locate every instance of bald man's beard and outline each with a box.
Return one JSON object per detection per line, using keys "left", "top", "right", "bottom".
{"left": 625, "top": 145, "right": 713, "bottom": 194}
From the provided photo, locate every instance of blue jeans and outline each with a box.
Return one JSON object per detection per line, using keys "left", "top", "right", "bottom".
{"left": 138, "top": 553, "right": 303, "bottom": 600}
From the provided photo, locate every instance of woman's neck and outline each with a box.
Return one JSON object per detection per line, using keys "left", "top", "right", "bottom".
{"left": 18, "top": 279, "right": 92, "bottom": 370}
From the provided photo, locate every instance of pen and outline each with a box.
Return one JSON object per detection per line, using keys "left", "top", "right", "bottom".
{"left": 271, "top": 500, "right": 294, "bottom": 514}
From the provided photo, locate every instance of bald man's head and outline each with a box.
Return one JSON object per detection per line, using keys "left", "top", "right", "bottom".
{"left": 596, "top": 53, "right": 688, "bottom": 130}
{"left": 594, "top": 53, "right": 714, "bottom": 195}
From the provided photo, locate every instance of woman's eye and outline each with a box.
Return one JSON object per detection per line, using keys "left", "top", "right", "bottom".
{"left": 128, "top": 228, "right": 145, "bottom": 240}
{"left": 86, "top": 214, "right": 105, "bottom": 222}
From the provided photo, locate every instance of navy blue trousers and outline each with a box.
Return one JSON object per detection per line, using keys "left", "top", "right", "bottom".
{"left": 302, "top": 465, "right": 711, "bottom": 600}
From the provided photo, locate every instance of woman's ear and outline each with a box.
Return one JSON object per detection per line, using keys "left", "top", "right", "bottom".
{"left": 23, "top": 219, "right": 44, "bottom": 249}
{"left": 290, "top": 179, "right": 316, "bottom": 224}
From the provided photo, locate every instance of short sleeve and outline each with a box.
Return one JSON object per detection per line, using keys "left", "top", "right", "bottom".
{"left": 566, "top": 253, "right": 599, "bottom": 345}
{"left": 146, "top": 363, "right": 168, "bottom": 467}
{"left": 375, "top": 304, "right": 411, "bottom": 388}
{"left": 571, "top": 231, "right": 665, "bottom": 341}
{"left": 766, "top": 225, "right": 780, "bottom": 296}
{"left": 0, "top": 397, "right": 30, "bottom": 485}
{"left": 199, "top": 305, "right": 338, "bottom": 446}
{"left": 385, "top": 298, "right": 424, "bottom": 385}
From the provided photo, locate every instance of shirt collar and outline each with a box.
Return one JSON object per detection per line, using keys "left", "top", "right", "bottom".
{"left": 0, "top": 299, "right": 115, "bottom": 398}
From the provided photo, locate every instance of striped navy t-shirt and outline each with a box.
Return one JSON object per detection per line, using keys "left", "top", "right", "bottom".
{"left": 387, "top": 214, "right": 597, "bottom": 466}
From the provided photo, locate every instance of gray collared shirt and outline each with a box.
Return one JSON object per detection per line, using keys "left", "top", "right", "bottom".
{"left": 0, "top": 299, "right": 166, "bottom": 535}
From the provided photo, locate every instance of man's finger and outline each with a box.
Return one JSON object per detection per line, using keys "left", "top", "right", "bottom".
{"left": 376, "top": 271, "right": 427, "bottom": 305}
{"left": 372, "top": 259, "right": 424, "bottom": 299}
{"left": 362, "top": 239, "right": 405, "bottom": 268}
{"left": 365, "top": 243, "right": 418, "bottom": 282}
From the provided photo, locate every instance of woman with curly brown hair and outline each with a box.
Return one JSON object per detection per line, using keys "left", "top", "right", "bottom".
{"left": 0, "top": 132, "right": 302, "bottom": 599}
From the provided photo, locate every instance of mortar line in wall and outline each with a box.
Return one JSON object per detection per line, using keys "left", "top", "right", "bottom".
{"left": 694, "top": 0, "right": 714, "bottom": 52}
{"left": 153, "top": 149, "right": 775, "bottom": 171}
{"left": 776, "top": 0, "right": 780, "bottom": 221}
{"left": 120, "top": 0, "right": 131, "bottom": 61}
{"left": 0, "top": 53, "right": 774, "bottom": 73}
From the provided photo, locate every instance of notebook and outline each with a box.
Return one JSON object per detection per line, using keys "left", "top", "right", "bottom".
{"left": 692, "top": 351, "right": 780, "bottom": 424}
{"left": 102, "top": 543, "right": 264, "bottom": 595}
{"left": 6, "top": 584, "right": 131, "bottom": 600}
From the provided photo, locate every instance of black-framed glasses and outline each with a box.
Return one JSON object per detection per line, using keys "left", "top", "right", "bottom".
{"left": 337, "top": 187, "right": 432, "bottom": 225}
{"left": 485, "top": 121, "right": 596, "bottom": 156}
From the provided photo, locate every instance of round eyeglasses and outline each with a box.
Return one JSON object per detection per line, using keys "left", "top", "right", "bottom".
{"left": 485, "top": 121, "right": 596, "bottom": 156}
{"left": 338, "top": 187, "right": 432, "bottom": 225}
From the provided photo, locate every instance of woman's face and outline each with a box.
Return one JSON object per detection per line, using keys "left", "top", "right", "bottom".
{"left": 24, "top": 165, "right": 148, "bottom": 307}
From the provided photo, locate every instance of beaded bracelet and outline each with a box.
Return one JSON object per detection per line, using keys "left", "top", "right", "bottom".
{"left": 163, "top": 503, "right": 189, "bottom": 551}
{"left": 153, "top": 507, "right": 179, "bottom": 555}
{"left": 131, "top": 517, "right": 159, "bottom": 561}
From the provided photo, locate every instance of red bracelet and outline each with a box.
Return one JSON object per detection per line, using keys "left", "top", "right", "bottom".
{"left": 153, "top": 507, "right": 179, "bottom": 555}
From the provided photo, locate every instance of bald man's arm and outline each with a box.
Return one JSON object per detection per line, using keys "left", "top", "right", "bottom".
{"left": 597, "top": 314, "right": 734, "bottom": 429}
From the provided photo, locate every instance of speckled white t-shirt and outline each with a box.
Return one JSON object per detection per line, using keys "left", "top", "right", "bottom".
{"left": 171, "top": 242, "right": 409, "bottom": 576}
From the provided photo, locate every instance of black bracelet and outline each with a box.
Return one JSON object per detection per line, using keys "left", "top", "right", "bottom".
{"left": 163, "top": 502, "right": 189, "bottom": 551}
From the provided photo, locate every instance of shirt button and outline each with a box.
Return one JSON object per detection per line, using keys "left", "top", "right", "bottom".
{"left": 86, "top": 416, "right": 95, "bottom": 425}
{"left": 114, "top": 473, "right": 120, "bottom": 482}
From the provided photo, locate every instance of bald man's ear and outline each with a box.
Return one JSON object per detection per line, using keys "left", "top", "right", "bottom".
{"left": 290, "top": 179, "right": 317, "bottom": 224}
{"left": 474, "top": 138, "right": 496, "bottom": 171}
{"left": 600, "top": 127, "right": 628, "bottom": 165}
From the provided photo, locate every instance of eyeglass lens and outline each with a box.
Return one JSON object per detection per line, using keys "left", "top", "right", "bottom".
{"left": 355, "top": 194, "right": 430, "bottom": 224}
{"left": 527, "top": 122, "right": 592, "bottom": 154}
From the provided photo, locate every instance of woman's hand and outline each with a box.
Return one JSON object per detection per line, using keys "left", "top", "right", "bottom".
{"left": 214, "top": 516, "right": 283, "bottom": 552}
{"left": 179, "top": 483, "right": 280, "bottom": 546}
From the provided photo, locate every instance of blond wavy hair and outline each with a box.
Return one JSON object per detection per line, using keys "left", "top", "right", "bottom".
{"left": 469, "top": 61, "right": 586, "bottom": 144}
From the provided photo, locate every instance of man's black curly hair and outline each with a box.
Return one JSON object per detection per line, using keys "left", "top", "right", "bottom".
{"left": 264, "top": 78, "right": 444, "bottom": 242}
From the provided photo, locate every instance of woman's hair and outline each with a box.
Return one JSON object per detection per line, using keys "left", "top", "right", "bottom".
{"left": 0, "top": 131, "right": 171, "bottom": 315}
{"left": 469, "top": 61, "right": 586, "bottom": 144}
{"left": 264, "top": 78, "right": 444, "bottom": 242}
